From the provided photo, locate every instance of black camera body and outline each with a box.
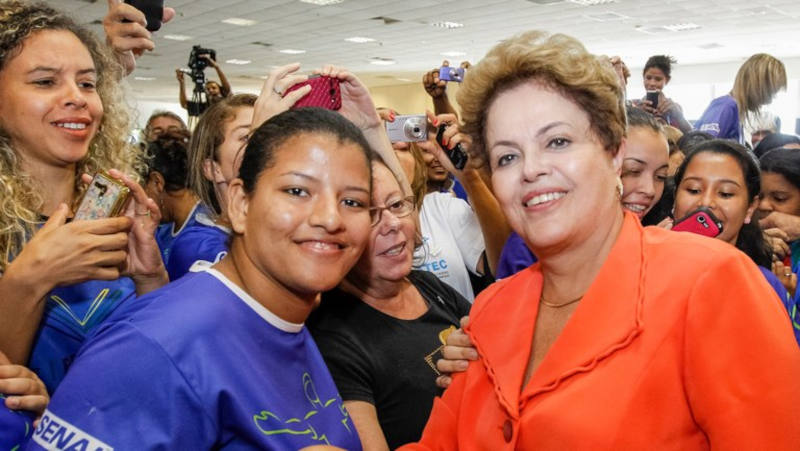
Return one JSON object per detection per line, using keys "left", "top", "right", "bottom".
{"left": 188, "top": 45, "right": 216, "bottom": 85}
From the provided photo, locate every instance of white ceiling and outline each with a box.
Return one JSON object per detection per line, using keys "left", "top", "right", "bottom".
{"left": 55, "top": 0, "right": 800, "bottom": 101}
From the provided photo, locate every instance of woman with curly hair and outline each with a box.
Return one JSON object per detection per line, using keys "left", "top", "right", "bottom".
{"left": 0, "top": 0, "right": 166, "bottom": 392}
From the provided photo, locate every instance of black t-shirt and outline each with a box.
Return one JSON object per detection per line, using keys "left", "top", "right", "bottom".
{"left": 307, "top": 270, "right": 471, "bottom": 449}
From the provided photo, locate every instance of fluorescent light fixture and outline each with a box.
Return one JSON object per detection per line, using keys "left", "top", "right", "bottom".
{"left": 226, "top": 59, "right": 251, "bottom": 65}
{"left": 396, "top": 78, "right": 412, "bottom": 82}
{"left": 300, "top": 0, "right": 344, "bottom": 4}
{"left": 585, "top": 12, "right": 628, "bottom": 21}
{"left": 279, "top": 49, "right": 307, "bottom": 54}
{"left": 663, "top": 22, "right": 701, "bottom": 32}
{"left": 163, "top": 34, "right": 192, "bottom": 41}
{"left": 370, "top": 60, "right": 396, "bottom": 66}
{"left": 133, "top": 76, "right": 155, "bottom": 81}
{"left": 440, "top": 51, "right": 466, "bottom": 57}
{"left": 221, "top": 17, "right": 257, "bottom": 26}
{"left": 430, "top": 21, "right": 464, "bottom": 29}
{"left": 569, "top": 0, "right": 617, "bottom": 5}
{"left": 345, "top": 36, "right": 376, "bottom": 43}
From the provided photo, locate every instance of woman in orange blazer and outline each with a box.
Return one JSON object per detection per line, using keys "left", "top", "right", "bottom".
{"left": 402, "top": 30, "right": 800, "bottom": 450}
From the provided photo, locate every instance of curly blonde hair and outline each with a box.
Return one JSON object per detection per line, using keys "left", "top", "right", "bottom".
{"left": 0, "top": 0, "right": 137, "bottom": 270}
{"left": 457, "top": 30, "right": 626, "bottom": 169}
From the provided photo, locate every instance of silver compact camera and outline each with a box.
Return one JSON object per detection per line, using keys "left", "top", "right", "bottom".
{"left": 386, "top": 115, "right": 428, "bottom": 142}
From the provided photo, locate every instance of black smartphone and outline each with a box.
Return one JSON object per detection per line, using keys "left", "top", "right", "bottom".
{"left": 646, "top": 90, "right": 659, "bottom": 109}
{"left": 436, "top": 125, "right": 468, "bottom": 171}
{"left": 124, "top": 0, "right": 164, "bottom": 32}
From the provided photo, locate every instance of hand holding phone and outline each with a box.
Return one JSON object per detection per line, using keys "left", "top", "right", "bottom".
{"left": 672, "top": 207, "right": 723, "bottom": 238}
{"left": 645, "top": 90, "right": 659, "bottom": 110}
{"left": 73, "top": 172, "right": 131, "bottom": 221}
{"left": 285, "top": 75, "right": 342, "bottom": 110}
{"left": 436, "top": 125, "right": 469, "bottom": 171}
{"left": 123, "top": 0, "right": 164, "bottom": 31}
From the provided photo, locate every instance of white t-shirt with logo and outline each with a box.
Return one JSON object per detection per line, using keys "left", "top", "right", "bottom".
{"left": 414, "top": 192, "right": 485, "bottom": 301}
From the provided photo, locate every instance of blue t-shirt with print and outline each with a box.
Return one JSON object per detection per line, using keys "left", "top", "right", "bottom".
{"left": 29, "top": 278, "right": 135, "bottom": 394}
{"left": 0, "top": 395, "right": 35, "bottom": 448}
{"left": 28, "top": 270, "right": 361, "bottom": 450}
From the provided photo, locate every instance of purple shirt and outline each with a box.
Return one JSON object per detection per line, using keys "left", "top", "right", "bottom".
{"left": 694, "top": 95, "right": 742, "bottom": 143}
{"left": 496, "top": 232, "right": 537, "bottom": 279}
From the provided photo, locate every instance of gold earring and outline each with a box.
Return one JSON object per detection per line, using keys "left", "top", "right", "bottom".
{"left": 616, "top": 176, "right": 623, "bottom": 199}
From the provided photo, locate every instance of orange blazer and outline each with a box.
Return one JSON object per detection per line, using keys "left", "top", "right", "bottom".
{"left": 403, "top": 214, "right": 800, "bottom": 450}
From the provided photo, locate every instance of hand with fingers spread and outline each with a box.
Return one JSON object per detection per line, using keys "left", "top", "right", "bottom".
{"left": 435, "top": 316, "right": 477, "bottom": 389}
{"left": 104, "top": 0, "right": 176, "bottom": 76}
{"left": 0, "top": 351, "right": 48, "bottom": 416}
{"left": 251, "top": 63, "right": 310, "bottom": 132}
{"left": 316, "top": 65, "right": 382, "bottom": 130}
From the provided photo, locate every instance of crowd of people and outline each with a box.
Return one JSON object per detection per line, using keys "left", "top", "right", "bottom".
{"left": 1, "top": 0, "right": 800, "bottom": 449}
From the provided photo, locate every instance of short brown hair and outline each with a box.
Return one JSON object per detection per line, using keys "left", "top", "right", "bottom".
{"left": 457, "top": 30, "right": 626, "bottom": 168}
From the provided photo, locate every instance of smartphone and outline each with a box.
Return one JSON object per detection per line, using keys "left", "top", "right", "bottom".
{"left": 672, "top": 207, "right": 723, "bottom": 238}
{"left": 439, "top": 66, "right": 465, "bottom": 83}
{"left": 436, "top": 125, "right": 469, "bottom": 171}
{"left": 124, "top": 0, "right": 164, "bottom": 32}
{"left": 646, "top": 90, "right": 659, "bottom": 109}
{"left": 286, "top": 75, "right": 342, "bottom": 110}
{"left": 386, "top": 115, "right": 427, "bottom": 142}
{"left": 73, "top": 172, "right": 131, "bottom": 221}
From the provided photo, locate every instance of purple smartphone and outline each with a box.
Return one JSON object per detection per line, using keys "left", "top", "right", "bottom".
{"left": 672, "top": 207, "right": 723, "bottom": 238}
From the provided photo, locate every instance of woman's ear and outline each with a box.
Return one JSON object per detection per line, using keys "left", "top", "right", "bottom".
{"left": 226, "top": 178, "right": 249, "bottom": 234}
{"left": 203, "top": 158, "right": 226, "bottom": 183}
{"left": 145, "top": 171, "right": 165, "bottom": 198}
{"left": 744, "top": 198, "right": 758, "bottom": 224}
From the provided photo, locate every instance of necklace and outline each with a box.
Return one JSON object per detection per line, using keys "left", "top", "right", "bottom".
{"left": 540, "top": 294, "right": 583, "bottom": 308}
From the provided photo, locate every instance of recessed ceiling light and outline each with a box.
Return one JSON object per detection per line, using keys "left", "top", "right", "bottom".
{"left": 345, "top": 36, "right": 376, "bottom": 43}
{"left": 430, "top": 21, "right": 464, "bottom": 29}
{"left": 134, "top": 76, "right": 155, "bottom": 81}
{"left": 222, "top": 18, "right": 257, "bottom": 26}
{"left": 569, "top": 0, "right": 617, "bottom": 5}
{"left": 279, "top": 49, "right": 306, "bottom": 54}
{"left": 163, "top": 34, "right": 192, "bottom": 41}
{"left": 300, "top": 0, "right": 344, "bottom": 4}
{"left": 370, "top": 60, "right": 396, "bottom": 66}
{"left": 226, "top": 59, "right": 251, "bottom": 65}
{"left": 441, "top": 51, "right": 466, "bottom": 57}
{"left": 698, "top": 42, "right": 724, "bottom": 50}
{"left": 663, "top": 22, "right": 701, "bottom": 32}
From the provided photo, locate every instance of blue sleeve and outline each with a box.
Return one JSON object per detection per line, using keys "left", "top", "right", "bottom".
{"left": 26, "top": 323, "right": 216, "bottom": 450}
{"left": 0, "top": 397, "right": 34, "bottom": 448}
{"left": 166, "top": 233, "right": 228, "bottom": 281}
{"left": 496, "top": 232, "right": 537, "bottom": 279}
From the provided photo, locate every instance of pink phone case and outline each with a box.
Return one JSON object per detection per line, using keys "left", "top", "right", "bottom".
{"left": 672, "top": 208, "right": 723, "bottom": 238}
{"left": 286, "top": 76, "right": 342, "bottom": 110}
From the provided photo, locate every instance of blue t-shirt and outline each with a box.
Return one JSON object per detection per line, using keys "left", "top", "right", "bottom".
{"left": 154, "top": 202, "right": 208, "bottom": 267}
{"left": 165, "top": 212, "right": 230, "bottom": 281}
{"left": 496, "top": 231, "right": 537, "bottom": 279}
{"left": 29, "top": 278, "right": 135, "bottom": 394}
{"left": 694, "top": 95, "right": 742, "bottom": 143}
{"left": 29, "top": 269, "right": 360, "bottom": 450}
{"left": 0, "top": 395, "right": 35, "bottom": 448}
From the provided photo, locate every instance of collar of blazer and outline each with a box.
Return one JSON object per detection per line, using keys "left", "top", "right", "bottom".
{"left": 465, "top": 212, "right": 646, "bottom": 419}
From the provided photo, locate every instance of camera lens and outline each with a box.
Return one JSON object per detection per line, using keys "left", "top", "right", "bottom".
{"left": 698, "top": 216, "right": 706, "bottom": 223}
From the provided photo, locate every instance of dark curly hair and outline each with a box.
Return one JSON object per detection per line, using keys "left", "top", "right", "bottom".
{"left": 643, "top": 55, "right": 676, "bottom": 79}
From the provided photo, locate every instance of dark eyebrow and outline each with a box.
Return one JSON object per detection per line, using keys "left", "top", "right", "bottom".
{"left": 488, "top": 121, "right": 569, "bottom": 150}
{"left": 280, "top": 171, "right": 369, "bottom": 194}
{"left": 683, "top": 176, "right": 742, "bottom": 188}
